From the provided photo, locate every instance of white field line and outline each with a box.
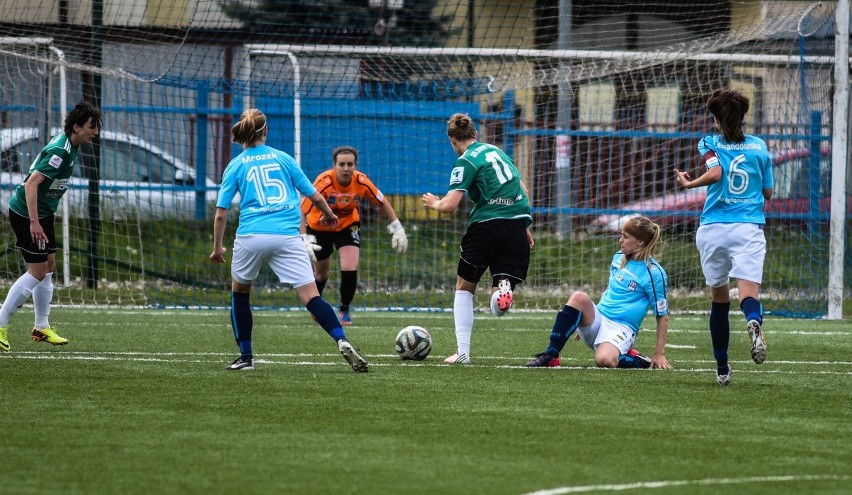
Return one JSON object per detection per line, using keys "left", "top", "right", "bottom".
{"left": 521, "top": 474, "right": 848, "bottom": 495}
{"left": 48, "top": 318, "right": 852, "bottom": 337}
{"left": 2, "top": 352, "right": 851, "bottom": 374}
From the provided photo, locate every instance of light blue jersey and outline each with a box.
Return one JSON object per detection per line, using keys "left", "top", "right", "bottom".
{"left": 598, "top": 253, "right": 669, "bottom": 333}
{"left": 216, "top": 145, "right": 316, "bottom": 236}
{"left": 697, "top": 134, "right": 773, "bottom": 225}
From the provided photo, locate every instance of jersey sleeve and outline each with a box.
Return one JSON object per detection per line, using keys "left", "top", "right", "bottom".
{"left": 215, "top": 160, "right": 240, "bottom": 209}
{"left": 697, "top": 136, "right": 720, "bottom": 168}
{"left": 355, "top": 173, "right": 386, "bottom": 206}
{"left": 647, "top": 263, "right": 669, "bottom": 317}
{"left": 447, "top": 156, "right": 474, "bottom": 192}
{"left": 32, "top": 147, "right": 69, "bottom": 180}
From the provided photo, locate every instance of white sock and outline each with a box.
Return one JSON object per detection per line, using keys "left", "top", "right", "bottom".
{"left": 33, "top": 272, "right": 53, "bottom": 329}
{"left": 0, "top": 272, "right": 41, "bottom": 327}
{"left": 453, "top": 290, "right": 474, "bottom": 355}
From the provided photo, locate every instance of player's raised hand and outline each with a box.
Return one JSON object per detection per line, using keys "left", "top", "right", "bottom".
{"left": 673, "top": 168, "right": 691, "bottom": 187}
{"left": 421, "top": 192, "right": 439, "bottom": 209}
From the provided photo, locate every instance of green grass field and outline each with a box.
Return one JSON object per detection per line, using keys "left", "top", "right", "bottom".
{"left": 1, "top": 308, "right": 850, "bottom": 495}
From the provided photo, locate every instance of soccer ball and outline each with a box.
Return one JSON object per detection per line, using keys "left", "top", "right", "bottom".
{"left": 394, "top": 325, "right": 432, "bottom": 361}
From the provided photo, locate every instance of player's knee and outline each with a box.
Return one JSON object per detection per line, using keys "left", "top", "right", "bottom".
{"left": 595, "top": 354, "right": 618, "bottom": 368}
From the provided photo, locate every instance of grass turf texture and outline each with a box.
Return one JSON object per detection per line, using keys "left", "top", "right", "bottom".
{"left": 1, "top": 309, "right": 850, "bottom": 494}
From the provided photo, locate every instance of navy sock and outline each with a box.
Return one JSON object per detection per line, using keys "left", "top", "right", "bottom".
{"left": 740, "top": 297, "right": 763, "bottom": 325}
{"left": 315, "top": 278, "right": 327, "bottom": 296}
{"left": 710, "top": 301, "right": 730, "bottom": 369}
{"left": 340, "top": 270, "right": 357, "bottom": 308}
{"left": 545, "top": 305, "right": 582, "bottom": 357}
{"left": 231, "top": 292, "right": 253, "bottom": 359}
{"left": 306, "top": 296, "right": 346, "bottom": 341}
{"left": 617, "top": 354, "right": 644, "bottom": 368}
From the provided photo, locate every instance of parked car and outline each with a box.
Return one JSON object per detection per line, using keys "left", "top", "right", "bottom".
{"left": 0, "top": 127, "right": 218, "bottom": 220}
{"left": 587, "top": 147, "right": 848, "bottom": 233}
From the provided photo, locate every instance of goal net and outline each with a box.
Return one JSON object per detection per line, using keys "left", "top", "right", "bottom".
{"left": 0, "top": 1, "right": 847, "bottom": 317}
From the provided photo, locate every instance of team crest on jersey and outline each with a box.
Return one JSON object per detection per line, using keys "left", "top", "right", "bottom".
{"left": 327, "top": 196, "right": 336, "bottom": 205}
{"left": 627, "top": 281, "right": 637, "bottom": 291}
{"left": 48, "top": 155, "right": 63, "bottom": 169}
{"left": 450, "top": 166, "right": 464, "bottom": 185}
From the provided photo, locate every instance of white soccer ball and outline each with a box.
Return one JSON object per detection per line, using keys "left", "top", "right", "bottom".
{"left": 394, "top": 325, "right": 432, "bottom": 361}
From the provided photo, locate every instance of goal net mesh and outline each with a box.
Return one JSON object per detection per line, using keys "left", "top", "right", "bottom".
{"left": 0, "top": 1, "right": 846, "bottom": 317}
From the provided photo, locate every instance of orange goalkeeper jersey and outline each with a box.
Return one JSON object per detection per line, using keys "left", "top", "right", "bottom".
{"left": 301, "top": 170, "right": 387, "bottom": 232}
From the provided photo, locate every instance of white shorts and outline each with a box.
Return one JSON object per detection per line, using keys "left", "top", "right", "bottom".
{"left": 231, "top": 234, "right": 315, "bottom": 288}
{"left": 696, "top": 223, "right": 766, "bottom": 287}
{"left": 576, "top": 304, "right": 636, "bottom": 355}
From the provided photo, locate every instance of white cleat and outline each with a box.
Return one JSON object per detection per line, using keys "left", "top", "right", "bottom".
{"left": 748, "top": 320, "right": 767, "bottom": 364}
{"left": 716, "top": 364, "right": 732, "bottom": 386}
{"left": 443, "top": 352, "right": 471, "bottom": 365}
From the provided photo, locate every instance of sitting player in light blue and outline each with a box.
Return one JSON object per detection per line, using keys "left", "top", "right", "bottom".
{"left": 526, "top": 216, "right": 672, "bottom": 370}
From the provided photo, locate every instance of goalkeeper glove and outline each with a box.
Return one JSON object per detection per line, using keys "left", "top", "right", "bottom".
{"left": 387, "top": 219, "right": 408, "bottom": 254}
{"left": 301, "top": 234, "right": 321, "bottom": 262}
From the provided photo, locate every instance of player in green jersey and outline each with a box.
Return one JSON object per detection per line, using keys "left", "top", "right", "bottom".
{"left": 422, "top": 113, "right": 533, "bottom": 364}
{"left": 0, "top": 101, "right": 102, "bottom": 352}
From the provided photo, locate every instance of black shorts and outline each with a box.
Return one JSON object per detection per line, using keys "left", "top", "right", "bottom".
{"left": 306, "top": 222, "right": 361, "bottom": 261}
{"left": 9, "top": 209, "right": 56, "bottom": 263}
{"left": 457, "top": 218, "right": 530, "bottom": 288}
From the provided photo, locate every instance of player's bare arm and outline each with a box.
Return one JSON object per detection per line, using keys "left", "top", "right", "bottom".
{"left": 651, "top": 314, "right": 673, "bottom": 369}
{"left": 24, "top": 172, "right": 47, "bottom": 244}
{"left": 210, "top": 207, "right": 229, "bottom": 263}
{"left": 307, "top": 191, "right": 338, "bottom": 227}
{"left": 674, "top": 165, "right": 721, "bottom": 189}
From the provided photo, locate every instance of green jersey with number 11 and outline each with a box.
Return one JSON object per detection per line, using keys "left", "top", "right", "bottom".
{"left": 447, "top": 141, "right": 531, "bottom": 226}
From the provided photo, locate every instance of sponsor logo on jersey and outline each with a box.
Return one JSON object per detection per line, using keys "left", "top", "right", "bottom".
{"left": 48, "top": 155, "right": 63, "bottom": 169}
{"left": 487, "top": 197, "right": 515, "bottom": 205}
{"left": 376, "top": 191, "right": 384, "bottom": 202}
{"left": 450, "top": 167, "right": 464, "bottom": 185}
{"left": 49, "top": 178, "right": 69, "bottom": 190}
{"left": 656, "top": 299, "right": 668, "bottom": 313}
{"left": 328, "top": 196, "right": 336, "bottom": 205}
